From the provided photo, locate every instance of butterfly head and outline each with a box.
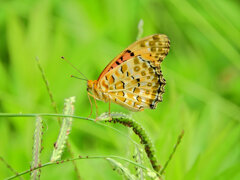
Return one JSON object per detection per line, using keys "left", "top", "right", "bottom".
{"left": 87, "top": 80, "right": 98, "bottom": 93}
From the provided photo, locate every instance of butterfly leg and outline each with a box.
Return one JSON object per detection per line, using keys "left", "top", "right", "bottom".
{"left": 108, "top": 96, "right": 112, "bottom": 121}
{"left": 88, "top": 93, "right": 99, "bottom": 121}
{"left": 93, "top": 96, "right": 99, "bottom": 118}
{"left": 87, "top": 93, "right": 93, "bottom": 118}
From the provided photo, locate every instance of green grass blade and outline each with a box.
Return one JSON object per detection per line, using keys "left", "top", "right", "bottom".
{"left": 106, "top": 158, "right": 137, "bottom": 180}
{"left": 50, "top": 97, "right": 75, "bottom": 162}
{"left": 31, "top": 116, "right": 43, "bottom": 180}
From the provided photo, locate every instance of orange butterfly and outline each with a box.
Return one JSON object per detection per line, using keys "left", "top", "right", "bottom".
{"left": 87, "top": 34, "right": 170, "bottom": 117}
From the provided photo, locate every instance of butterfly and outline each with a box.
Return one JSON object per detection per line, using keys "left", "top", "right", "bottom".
{"left": 85, "top": 34, "right": 170, "bottom": 117}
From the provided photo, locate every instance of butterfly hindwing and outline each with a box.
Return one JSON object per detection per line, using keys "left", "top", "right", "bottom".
{"left": 99, "top": 55, "right": 166, "bottom": 111}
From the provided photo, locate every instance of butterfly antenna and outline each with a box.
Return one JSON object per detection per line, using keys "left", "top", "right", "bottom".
{"left": 70, "top": 75, "right": 88, "bottom": 81}
{"left": 61, "top": 56, "right": 88, "bottom": 80}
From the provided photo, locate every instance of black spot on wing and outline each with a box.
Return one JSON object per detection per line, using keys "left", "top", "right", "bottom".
{"left": 121, "top": 81, "right": 125, "bottom": 89}
{"left": 112, "top": 75, "right": 115, "bottom": 82}
{"left": 150, "top": 104, "right": 155, "bottom": 109}
{"left": 133, "top": 87, "right": 136, "bottom": 93}
{"left": 120, "top": 66, "right": 123, "bottom": 73}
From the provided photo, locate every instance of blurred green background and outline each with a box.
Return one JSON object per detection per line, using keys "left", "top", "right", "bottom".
{"left": 0, "top": 0, "right": 240, "bottom": 179}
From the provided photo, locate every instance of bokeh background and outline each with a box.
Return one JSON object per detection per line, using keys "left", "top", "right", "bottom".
{"left": 0, "top": 0, "right": 240, "bottom": 179}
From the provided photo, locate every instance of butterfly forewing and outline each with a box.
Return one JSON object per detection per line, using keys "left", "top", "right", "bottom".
{"left": 97, "top": 34, "right": 170, "bottom": 81}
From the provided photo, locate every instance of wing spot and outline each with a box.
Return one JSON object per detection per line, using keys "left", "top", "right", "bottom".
{"left": 146, "top": 90, "right": 150, "bottom": 95}
{"left": 136, "top": 96, "right": 142, "bottom": 103}
{"left": 147, "top": 83, "right": 152, "bottom": 87}
{"left": 141, "top": 71, "right": 146, "bottom": 76}
{"left": 148, "top": 68, "right": 154, "bottom": 74}
{"left": 134, "top": 88, "right": 140, "bottom": 94}
{"left": 140, "top": 42, "right": 146, "bottom": 47}
{"left": 101, "top": 80, "right": 108, "bottom": 89}
{"left": 111, "top": 75, "right": 115, "bottom": 83}
{"left": 134, "top": 66, "right": 140, "bottom": 72}
{"left": 121, "top": 64, "right": 128, "bottom": 73}
{"left": 149, "top": 41, "right": 155, "bottom": 46}
{"left": 118, "top": 91, "right": 124, "bottom": 96}
{"left": 115, "top": 81, "right": 124, "bottom": 89}
{"left": 153, "top": 85, "right": 159, "bottom": 89}
{"left": 121, "top": 81, "right": 125, "bottom": 89}
{"left": 152, "top": 35, "right": 160, "bottom": 40}
{"left": 120, "top": 66, "right": 123, "bottom": 74}
{"left": 151, "top": 47, "right": 157, "bottom": 52}
{"left": 130, "top": 52, "right": 134, "bottom": 56}
{"left": 132, "top": 87, "right": 136, "bottom": 93}
{"left": 142, "top": 63, "right": 148, "bottom": 68}
{"left": 134, "top": 57, "right": 139, "bottom": 64}
{"left": 118, "top": 96, "right": 126, "bottom": 102}
{"left": 127, "top": 100, "right": 133, "bottom": 106}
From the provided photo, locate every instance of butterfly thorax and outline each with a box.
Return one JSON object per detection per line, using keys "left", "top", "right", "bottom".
{"left": 87, "top": 80, "right": 109, "bottom": 102}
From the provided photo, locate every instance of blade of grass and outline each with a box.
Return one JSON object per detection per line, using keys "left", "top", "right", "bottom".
{"left": 35, "top": 57, "right": 59, "bottom": 115}
{"left": 31, "top": 116, "right": 43, "bottom": 180}
{"left": 51, "top": 97, "right": 75, "bottom": 162}
{"left": 0, "top": 156, "right": 23, "bottom": 180}
{"left": 160, "top": 130, "right": 184, "bottom": 175}
{"left": 106, "top": 158, "right": 137, "bottom": 180}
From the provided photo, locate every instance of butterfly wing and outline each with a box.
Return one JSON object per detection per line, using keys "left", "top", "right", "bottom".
{"left": 99, "top": 56, "right": 166, "bottom": 111}
{"left": 97, "top": 34, "right": 170, "bottom": 111}
{"left": 97, "top": 34, "right": 170, "bottom": 81}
